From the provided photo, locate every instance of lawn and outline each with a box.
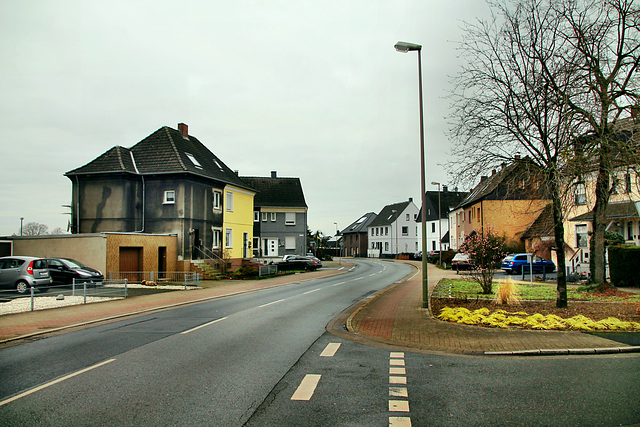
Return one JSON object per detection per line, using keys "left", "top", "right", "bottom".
{"left": 431, "top": 278, "right": 640, "bottom": 331}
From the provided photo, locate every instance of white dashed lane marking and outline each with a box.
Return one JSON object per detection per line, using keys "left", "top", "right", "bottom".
{"left": 319, "top": 343, "right": 341, "bottom": 357}
{"left": 389, "top": 352, "right": 411, "bottom": 426}
{"left": 291, "top": 374, "right": 322, "bottom": 401}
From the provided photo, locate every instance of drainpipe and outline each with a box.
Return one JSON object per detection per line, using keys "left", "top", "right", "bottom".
{"left": 75, "top": 176, "right": 80, "bottom": 233}
{"left": 131, "top": 152, "right": 145, "bottom": 232}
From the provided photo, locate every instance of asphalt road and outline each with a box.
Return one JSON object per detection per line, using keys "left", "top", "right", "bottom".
{"left": 0, "top": 259, "right": 411, "bottom": 426}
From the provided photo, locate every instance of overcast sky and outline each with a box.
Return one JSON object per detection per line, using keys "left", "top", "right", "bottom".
{"left": 0, "top": 0, "right": 491, "bottom": 237}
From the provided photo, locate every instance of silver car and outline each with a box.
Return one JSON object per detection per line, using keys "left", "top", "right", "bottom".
{"left": 0, "top": 256, "right": 52, "bottom": 294}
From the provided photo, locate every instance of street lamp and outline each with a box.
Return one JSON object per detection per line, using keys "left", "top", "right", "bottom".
{"left": 431, "top": 182, "right": 442, "bottom": 266}
{"left": 20, "top": 217, "right": 24, "bottom": 236}
{"left": 395, "top": 41, "right": 429, "bottom": 310}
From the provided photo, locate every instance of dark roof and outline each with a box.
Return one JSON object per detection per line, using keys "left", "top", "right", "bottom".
{"left": 66, "top": 125, "right": 253, "bottom": 191}
{"left": 521, "top": 204, "right": 554, "bottom": 240}
{"left": 456, "top": 158, "right": 544, "bottom": 209}
{"left": 239, "top": 175, "right": 307, "bottom": 208}
{"left": 341, "top": 212, "right": 377, "bottom": 234}
{"left": 570, "top": 200, "right": 640, "bottom": 222}
{"left": 369, "top": 201, "right": 413, "bottom": 227}
{"left": 419, "top": 189, "right": 469, "bottom": 220}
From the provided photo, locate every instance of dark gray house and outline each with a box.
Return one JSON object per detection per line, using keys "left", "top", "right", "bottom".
{"left": 240, "top": 171, "right": 308, "bottom": 258}
{"left": 340, "top": 212, "right": 377, "bottom": 257}
{"left": 66, "top": 123, "right": 256, "bottom": 265}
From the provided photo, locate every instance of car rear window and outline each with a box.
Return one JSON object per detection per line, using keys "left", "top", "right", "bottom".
{"left": 33, "top": 259, "right": 48, "bottom": 269}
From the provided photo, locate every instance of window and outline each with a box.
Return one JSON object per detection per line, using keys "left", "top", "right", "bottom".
{"left": 406, "top": 214, "right": 410, "bottom": 221}
{"left": 213, "top": 230, "right": 221, "bottom": 249}
{"left": 271, "top": 212, "right": 277, "bottom": 222}
{"left": 285, "top": 236, "right": 296, "bottom": 250}
{"left": 432, "top": 241, "right": 436, "bottom": 250}
{"left": 371, "top": 229, "right": 374, "bottom": 236}
{"left": 574, "top": 183, "right": 586, "bottom": 205}
{"left": 226, "top": 192, "right": 233, "bottom": 211}
{"left": 285, "top": 212, "right": 295, "bottom": 225}
{"left": 576, "top": 224, "right": 588, "bottom": 248}
{"left": 225, "top": 228, "right": 233, "bottom": 248}
{"left": 262, "top": 213, "right": 267, "bottom": 222}
{"left": 431, "top": 223, "right": 436, "bottom": 233}
{"left": 385, "top": 242, "right": 389, "bottom": 251}
{"left": 213, "top": 191, "right": 222, "bottom": 209}
{"left": 402, "top": 226, "right": 408, "bottom": 236}
{"left": 385, "top": 227, "right": 388, "bottom": 236}
{"left": 627, "top": 221, "right": 634, "bottom": 240}
{"left": 254, "top": 211, "right": 259, "bottom": 222}
{"left": 163, "top": 190, "right": 175, "bottom": 204}
{"left": 185, "top": 152, "right": 202, "bottom": 169}
{"left": 625, "top": 173, "right": 632, "bottom": 193}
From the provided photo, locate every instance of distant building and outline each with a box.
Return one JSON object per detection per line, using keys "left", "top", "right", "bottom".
{"left": 368, "top": 199, "right": 420, "bottom": 257}
{"left": 240, "top": 171, "right": 308, "bottom": 258}
{"left": 341, "top": 212, "right": 377, "bottom": 257}
{"left": 418, "top": 186, "right": 468, "bottom": 253}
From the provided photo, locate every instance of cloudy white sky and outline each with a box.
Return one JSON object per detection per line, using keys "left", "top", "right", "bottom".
{"left": 0, "top": 0, "right": 491, "bottom": 237}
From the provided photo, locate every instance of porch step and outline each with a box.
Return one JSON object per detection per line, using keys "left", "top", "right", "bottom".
{"left": 191, "top": 261, "right": 223, "bottom": 280}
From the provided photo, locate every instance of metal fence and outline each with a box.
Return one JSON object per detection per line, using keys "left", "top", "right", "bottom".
{"left": 259, "top": 265, "right": 278, "bottom": 277}
{"left": 0, "top": 278, "right": 129, "bottom": 314}
{"left": 108, "top": 271, "right": 202, "bottom": 286}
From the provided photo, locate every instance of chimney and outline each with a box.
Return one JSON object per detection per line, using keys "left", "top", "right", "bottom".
{"left": 271, "top": 171, "right": 277, "bottom": 179}
{"left": 443, "top": 185, "right": 448, "bottom": 193}
{"left": 178, "top": 123, "right": 188, "bottom": 137}
{"left": 514, "top": 154, "right": 521, "bottom": 160}
{"left": 492, "top": 169, "right": 496, "bottom": 175}
{"left": 409, "top": 197, "right": 413, "bottom": 202}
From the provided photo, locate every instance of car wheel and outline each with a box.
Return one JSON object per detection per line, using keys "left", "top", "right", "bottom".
{"left": 16, "top": 280, "right": 29, "bottom": 294}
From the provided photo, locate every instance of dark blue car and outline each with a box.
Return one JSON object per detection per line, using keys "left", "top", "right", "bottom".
{"left": 501, "top": 254, "right": 555, "bottom": 274}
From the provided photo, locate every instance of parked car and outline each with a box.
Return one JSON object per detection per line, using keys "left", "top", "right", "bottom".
{"left": 451, "top": 253, "right": 474, "bottom": 271}
{"left": 0, "top": 256, "right": 52, "bottom": 294}
{"left": 277, "top": 256, "right": 322, "bottom": 271}
{"left": 45, "top": 258, "right": 104, "bottom": 285}
{"left": 426, "top": 251, "right": 440, "bottom": 261}
{"left": 414, "top": 251, "right": 423, "bottom": 260}
{"left": 501, "top": 254, "right": 555, "bottom": 274}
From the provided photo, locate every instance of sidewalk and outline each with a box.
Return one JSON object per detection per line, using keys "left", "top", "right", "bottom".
{"left": 1, "top": 260, "right": 639, "bottom": 356}
{"left": 346, "top": 261, "right": 640, "bottom": 356}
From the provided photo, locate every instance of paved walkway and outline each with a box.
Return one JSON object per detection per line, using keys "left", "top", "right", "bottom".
{"left": 347, "top": 262, "right": 640, "bottom": 355}
{"left": 1, "top": 260, "right": 639, "bottom": 356}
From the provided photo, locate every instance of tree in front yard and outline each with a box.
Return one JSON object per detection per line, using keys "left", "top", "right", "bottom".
{"left": 459, "top": 229, "right": 507, "bottom": 294}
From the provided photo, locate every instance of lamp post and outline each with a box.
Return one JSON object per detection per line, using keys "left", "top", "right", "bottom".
{"left": 431, "top": 182, "right": 442, "bottom": 266}
{"left": 395, "top": 41, "right": 429, "bottom": 310}
{"left": 20, "top": 217, "right": 24, "bottom": 236}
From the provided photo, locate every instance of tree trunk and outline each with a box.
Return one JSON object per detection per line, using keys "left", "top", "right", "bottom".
{"left": 589, "top": 156, "right": 610, "bottom": 285}
{"left": 549, "top": 172, "right": 568, "bottom": 308}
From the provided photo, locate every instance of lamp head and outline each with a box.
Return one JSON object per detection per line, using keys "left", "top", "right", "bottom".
{"left": 394, "top": 41, "right": 422, "bottom": 53}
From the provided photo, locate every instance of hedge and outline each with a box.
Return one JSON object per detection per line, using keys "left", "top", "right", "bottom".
{"left": 609, "top": 245, "right": 640, "bottom": 287}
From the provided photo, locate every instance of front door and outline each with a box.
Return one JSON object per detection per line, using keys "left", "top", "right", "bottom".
{"left": 266, "top": 238, "right": 278, "bottom": 257}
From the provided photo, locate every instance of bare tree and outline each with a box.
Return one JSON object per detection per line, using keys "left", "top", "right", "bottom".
{"left": 543, "top": 0, "right": 640, "bottom": 285}
{"left": 21, "top": 222, "right": 49, "bottom": 236}
{"left": 449, "top": 0, "right": 579, "bottom": 307}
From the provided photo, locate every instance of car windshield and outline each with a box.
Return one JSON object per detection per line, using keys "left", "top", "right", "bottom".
{"left": 61, "top": 259, "right": 87, "bottom": 269}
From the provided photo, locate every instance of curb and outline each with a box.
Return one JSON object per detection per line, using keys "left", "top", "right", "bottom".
{"left": 485, "top": 346, "right": 640, "bottom": 356}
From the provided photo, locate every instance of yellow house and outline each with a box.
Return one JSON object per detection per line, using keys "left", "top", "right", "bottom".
{"left": 451, "top": 159, "right": 549, "bottom": 250}
{"left": 223, "top": 184, "right": 256, "bottom": 268}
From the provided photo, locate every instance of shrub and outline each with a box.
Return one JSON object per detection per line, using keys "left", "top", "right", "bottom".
{"left": 494, "top": 278, "right": 520, "bottom": 305}
{"left": 459, "top": 228, "right": 507, "bottom": 294}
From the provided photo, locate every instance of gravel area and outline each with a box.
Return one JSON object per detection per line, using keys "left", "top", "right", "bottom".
{"left": 0, "top": 295, "right": 121, "bottom": 316}
{"left": 0, "top": 284, "right": 201, "bottom": 316}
